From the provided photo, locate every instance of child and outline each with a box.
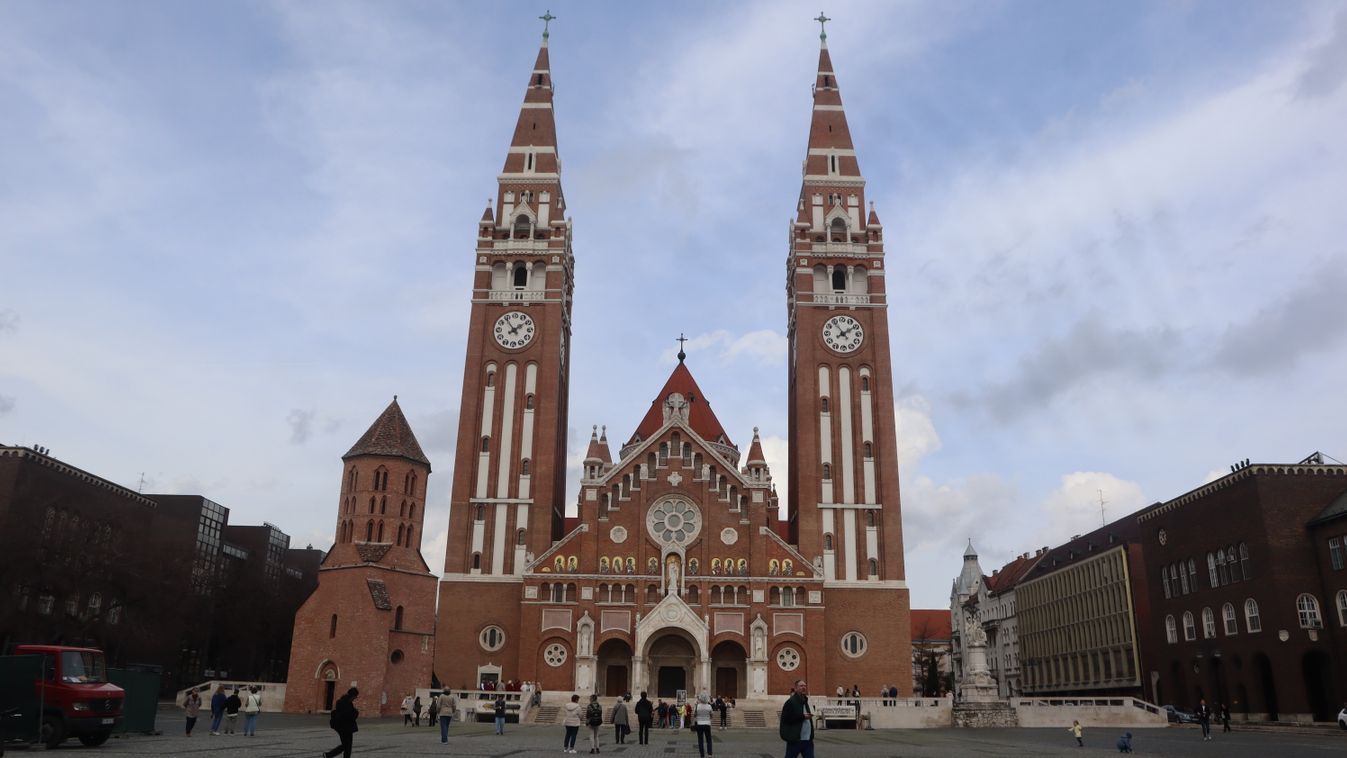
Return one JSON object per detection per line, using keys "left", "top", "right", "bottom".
{"left": 1069, "top": 720, "right": 1082, "bottom": 746}
{"left": 1116, "top": 731, "right": 1132, "bottom": 753}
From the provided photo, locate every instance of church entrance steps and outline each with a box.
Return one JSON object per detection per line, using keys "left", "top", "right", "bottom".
{"left": 741, "top": 709, "right": 768, "bottom": 728}
{"left": 530, "top": 704, "right": 561, "bottom": 725}
{"left": 953, "top": 701, "right": 1019, "bottom": 728}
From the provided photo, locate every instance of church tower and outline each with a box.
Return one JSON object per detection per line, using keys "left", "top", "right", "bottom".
{"left": 435, "top": 26, "right": 575, "bottom": 687}
{"left": 284, "top": 398, "right": 437, "bottom": 715}
{"left": 785, "top": 24, "right": 913, "bottom": 692}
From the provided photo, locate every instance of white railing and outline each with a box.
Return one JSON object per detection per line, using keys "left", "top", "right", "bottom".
{"left": 416, "top": 687, "right": 535, "bottom": 723}
{"left": 175, "top": 681, "right": 287, "bottom": 713}
{"left": 487, "top": 290, "right": 544, "bottom": 303}
{"left": 1013, "top": 696, "right": 1162, "bottom": 715}
{"left": 811, "top": 293, "right": 871, "bottom": 305}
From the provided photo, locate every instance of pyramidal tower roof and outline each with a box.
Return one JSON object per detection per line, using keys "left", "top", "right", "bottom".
{"left": 795, "top": 22, "right": 870, "bottom": 228}
{"left": 343, "top": 397, "right": 431, "bottom": 470}
{"left": 631, "top": 360, "right": 731, "bottom": 447}
{"left": 745, "top": 427, "right": 767, "bottom": 465}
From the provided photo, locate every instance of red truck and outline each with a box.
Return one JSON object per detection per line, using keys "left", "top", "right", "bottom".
{"left": 8, "top": 645, "right": 125, "bottom": 748}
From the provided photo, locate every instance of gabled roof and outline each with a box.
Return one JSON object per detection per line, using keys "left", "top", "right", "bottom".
{"left": 1310, "top": 487, "right": 1347, "bottom": 526}
{"left": 630, "top": 361, "right": 731, "bottom": 447}
{"left": 343, "top": 397, "right": 431, "bottom": 469}
{"left": 984, "top": 552, "right": 1044, "bottom": 594}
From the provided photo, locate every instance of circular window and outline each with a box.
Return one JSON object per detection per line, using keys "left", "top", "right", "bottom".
{"left": 390, "top": 649, "right": 404, "bottom": 664}
{"left": 841, "top": 632, "right": 868, "bottom": 658}
{"left": 648, "top": 498, "right": 702, "bottom": 546}
{"left": 543, "top": 642, "right": 568, "bottom": 668}
{"left": 776, "top": 646, "right": 801, "bottom": 671}
{"left": 480, "top": 625, "right": 506, "bottom": 652}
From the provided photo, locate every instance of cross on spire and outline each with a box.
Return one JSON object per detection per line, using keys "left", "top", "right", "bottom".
{"left": 814, "top": 11, "right": 831, "bottom": 41}
{"left": 539, "top": 10, "right": 556, "bottom": 39}
{"left": 676, "top": 333, "right": 688, "bottom": 363}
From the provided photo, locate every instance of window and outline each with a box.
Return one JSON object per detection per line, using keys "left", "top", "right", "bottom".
{"left": 777, "top": 646, "right": 801, "bottom": 671}
{"left": 1182, "top": 611, "right": 1196, "bottom": 641}
{"left": 823, "top": 464, "right": 832, "bottom": 480}
{"left": 830, "top": 263, "right": 846, "bottom": 287}
{"left": 1222, "top": 603, "right": 1238, "bottom": 636}
{"left": 1187, "top": 558, "right": 1197, "bottom": 593}
{"left": 521, "top": 459, "right": 530, "bottom": 476}
{"left": 1226, "top": 546, "right": 1241, "bottom": 582}
{"left": 1161, "top": 566, "right": 1171, "bottom": 599}
{"left": 1178, "top": 562, "right": 1190, "bottom": 594}
{"left": 369, "top": 497, "right": 375, "bottom": 514}
{"left": 475, "top": 505, "right": 485, "bottom": 521}
{"left": 526, "top": 394, "right": 535, "bottom": 410}
{"left": 365, "top": 521, "right": 374, "bottom": 541}
{"left": 486, "top": 370, "right": 496, "bottom": 387}
{"left": 824, "top": 533, "right": 834, "bottom": 550}
{"left": 865, "top": 511, "right": 875, "bottom": 527}
{"left": 1338, "top": 590, "right": 1347, "bottom": 627}
{"left": 376, "top": 521, "right": 384, "bottom": 541}
{"left": 864, "top": 442, "right": 873, "bottom": 458}
{"left": 479, "top": 625, "right": 506, "bottom": 652}
{"left": 1165, "top": 615, "right": 1177, "bottom": 644}
{"left": 1331, "top": 538, "right": 1344, "bottom": 571}
{"left": 861, "top": 376, "right": 870, "bottom": 392}
{"left": 472, "top": 552, "right": 482, "bottom": 570}
{"left": 1239, "top": 542, "right": 1250, "bottom": 578}
{"left": 380, "top": 496, "right": 387, "bottom": 514}
{"left": 513, "top": 217, "right": 530, "bottom": 240}
{"left": 481, "top": 436, "right": 491, "bottom": 453}
{"left": 516, "top": 529, "right": 526, "bottom": 546}
{"left": 390, "top": 650, "right": 404, "bottom": 664}
{"left": 1207, "top": 553, "right": 1219, "bottom": 588}
{"left": 1245, "top": 598, "right": 1261, "bottom": 632}
{"left": 820, "top": 397, "right": 830, "bottom": 413}
{"left": 36, "top": 594, "right": 53, "bottom": 616}
{"left": 841, "top": 631, "right": 868, "bottom": 658}
{"left": 86, "top": 592, "right": 101, "bottom": 616}
{"left": 1202, "top": 607, "right": 1216, "bottom": 638}
{"left": 868, "top": 558, "right": 878, "bottom": 576}
{"left": 1296, "top": 593, "right": 1322, "bottom": 629}
{"left": 407, "top": 525, "right": 414, "bottom": 546}
{"left": 396, "top": 524, "right": 405, "bottom": 546}
{"left": 543, "top": 642, "right": 568, "bottom": 667}
{"left": 329, "top": 614, "right": 338, "bottom": 639}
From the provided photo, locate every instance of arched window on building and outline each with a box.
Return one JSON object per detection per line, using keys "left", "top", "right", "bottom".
{"left": 659, "top": 442, "right": 669, "bottom": 465}
{"left": 565, "top": 583, "right": 577, "bottom": 602}
{"left": 1202, "top": 607, "right": 1216, "bottom": 638}
{"left": 369, "top": 497, "right": 376, "bottom": 514}
{"left": 1337, "top": 590, "right": 1347, "bottom": 627}
{"left": 1244, "top": 598, "right": 1261, "bottom": 632}
{"left": 1164, "top": 615, "right": 1177, "bottom": 644}
{"left": 396, "top": 524, "right": 405, "bottom": 546}
{"left": 521, "top": 459, "right": 531, "bottom": 476}
{"left": 1222, "top": 603, "right": 1238, "bottom": 635}
{"left": 475, "top": 505, "right": 485, "bottom": 521}
{"left": 516, "top": 529, "right": 526, "bottom": 546}
{"left": 380, "top": 496, "right": 386, "bottom": 514}
{"left": 513, "top": 216, "right": 530, "bottom": 240}
{"left": 769, "top": 587, "right": 781, "bottom": 605}
{"left": 824, "top": 533, "right": 834, "bottom": 550}
{"left": 865, "top": 511, "right": 875, "bottom": 527}
{"left": 822, "top": 464, "right": 832, "bottom": 480}
{"left": 1187, "top": 558, "right": 1198, "bottom": 592}
{"left": 481, "top": 436, "right": 491, "bottom": 453}
{"left": 1161, "top": 566, "right": 1171, "bottom": 599}
{"left": 1296, "top": 593, "right": 1322, "bottom": 629}
{"left": 830, "top": 218, "right": 848, "bottom": 245}
{"left": 365, "top": 521, "right": 374, "bottom": 541}
{"left": 1182, "top": 611, "right": 1196, "bottom": 641}
{"left": 471, "top": 552, "right": 482, "bottom": 570}
{"left": 861, "top": 376, "right": 870, "bottom": 391}
{"left": 406, "top": 525, "right": 414, "bottom": 546}
{"left": 820, "top": 397, "right": 830, "bottom": 413}
{"left": 864, "top": 442, "right": 873, "bottom": 458}
{"left": 376, "top": 521, "right": 384, "bottom": 541}
{"left": 868, "top": 558, "right": 878, "bottom": 576}
{"left": 1207, "top": 553, "right": 1219, "bottom": 588}
{"left": 1238, "top": 542, "right": 1251, "bottom": 578}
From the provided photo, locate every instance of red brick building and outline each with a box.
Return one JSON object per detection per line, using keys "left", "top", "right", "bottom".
{"left": 284, "top": 399, "right": 437, "bottom": 715}
{"left": 433, "top": 31, "right": 912, "bottom": 701}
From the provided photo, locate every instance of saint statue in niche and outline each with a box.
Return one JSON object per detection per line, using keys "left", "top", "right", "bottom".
{"left": 665, "top": 555, "right": 681, "bottom": 597}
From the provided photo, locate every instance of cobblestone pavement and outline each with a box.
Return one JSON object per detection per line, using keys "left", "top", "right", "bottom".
{"left": 69, "top": 714, "right": 1345, "bottom": 757}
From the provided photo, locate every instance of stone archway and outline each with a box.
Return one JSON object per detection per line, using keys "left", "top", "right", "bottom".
{"left": 316, "top": 662, "right": 338, "bottom": 712}
{"left": 711, "top": 640, "right": 747, "bottom": 699}
{"left": 646, "top": 631, "right": 699, "bottom": 699}
{"left": 632, "top": 594, "right": 710, "bottom": 695}
{"left": 597, "top": 638, "right": 634, "bottom": 697}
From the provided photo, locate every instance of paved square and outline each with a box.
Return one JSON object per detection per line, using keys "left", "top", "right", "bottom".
{"left": 82, "top": 712, "right": 1345, "bottom": 757}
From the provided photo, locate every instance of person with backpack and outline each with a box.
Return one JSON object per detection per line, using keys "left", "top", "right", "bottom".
{"left": 323, "top": 687, "right": 359, "bottom": 758}
{"left": 585, "top": 694, "right": 604, "bottom": 753}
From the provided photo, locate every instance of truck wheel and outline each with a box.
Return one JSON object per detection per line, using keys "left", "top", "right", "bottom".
{"left": 41, "top": 715, "right": 64, "bottom": 748}
{"left": 78, "top": 730, "right": 111, "bottom": 746}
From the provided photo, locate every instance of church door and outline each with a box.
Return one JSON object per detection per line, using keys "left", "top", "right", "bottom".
{"left": 658, "top": 667, "right": 686, "bottom": 698}
{"left": 322, "top": 680, "right": 335, "bottom": 711}
{"left": 716, "top": 667, "right": 737, "bottom": 699}
{"left": 606, "top": 665, "right": 628, "bottom": 696}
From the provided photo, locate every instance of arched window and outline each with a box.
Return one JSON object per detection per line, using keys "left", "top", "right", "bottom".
{"left": 1337, "top": 590, "right": 1347, "bottom": 627}
{"left": 682, "top": 443, "right": 692, "bottom": 466}
{"left": 1164, "top": 615, "right": 1177, "bottom": 644}
{"left": 770, "top": 587, "right": 781, "bottom": 605}
{"left": 521, "top": 459, "right": 531, "bottom": 475}
{"left": 516, "top": 529, "right": 526, "bottom": 546}
{"left": 330, "top": 614, "right": 338, "bottom": 639}
{"left": 400, "top": 501, "right": 407, "bottom": 518}
{"left": 376, "top": 521, "right": 384, "bottom": 541}
{"left": 1161, "top": 566, "right": 1171, "bottom": 599}
{"left": 868, "top": 558, "right": 878, "bottom": 576}
{"left": 781, "top": 587, "right": 795, "bottom": 606}
{"left": 820, "top": 397, "right": 830, "bottom": 413}
{"left": 830, "top": 218, "right": 848, "bottom": 244}
{"left": 864, "top": 442, "right": 873, "bottom": 458}
{"left": 513, "top": 217, "right": 530, "bottom": 240}
{"left": 380, "top": 496, "right": 386, "bottom": 514}
{"left": 1244, "top": 598, "right": 1261, "bottom": 632}
{"left": 365, "top": 521, "right": 374, "bottom": 541}
{"left": 1296, "top": 593, "right": 1322, "bottom": 629}
{"left": 1182, "top": 611, "right": 1196, "bottom": 641}
{"left": 1226, "top": 546, "right": 1241, "bottom": 581}
{"left": 1238, "top": 542, "right": 1250, "bottom": 578}
{"left": 471, "top": 552, "right": 482, "bottom": 570}
{"left": 1222, "top": 603, "right": 1238, "bottom": 635}
{"left": 565, "top": 583, "right": 577, "bottom": 602}
{"left": 861, "top": 376, "right": 870, "bottom": 392}
{"left": 525, "top": 394, "right": 534, "bottom": 410}
{"left": 394, "top": 605, "right": 404, "bottom": 630}
{"left": 1202, "top": 607, "right": 1216, "bottom": 638}
{"left": 865, "top": 511, "right": 875, "bottom": 527}
{"left": 408, "top": 503, "right": 415, "bottom": 520}
{"left": 486, "top": 370, "right": 495, "bottom": 387}
{"left": 369, "top": 497, "right": 376, "bottom": 514}
{"left": 824, "top": 533, "right": 834, "bottom": 550}
{"left": 1187, "top": 558, "right": 1197, "bottom": 592}
{"left": 1216, "top": 549, "right": 1230, "bottom": 585}
{"left": 822, "top": 464, "right": 832, "bottom": 480}
{"left": 659, "top": 442, "right": 669, "bottom": 464}
{"left": 396, "top": 524, "right": 405, "bottom": 546}
{"left": 688, "top": 585, "right": 700, "bottom": 604}
{"left": 1207, "top": 552, "right": 1219, "bottom": 588}
{"left": 347, "top": 467, "right": 357, "bottom": 492}
{"left": 474, "top": 504, "right": 484, "bottom": 521}
{"left": 481, "top": 436, "right": 491, "bottom": 453}
{"left": 406, "top": 525, "right": 414, "bottom": 546}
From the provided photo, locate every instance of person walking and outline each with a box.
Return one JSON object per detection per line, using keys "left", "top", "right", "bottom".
{"left": 494, "top": 694, "right": 507, "bottom": 735}
{"left": 1220, "top": 703, "right": 1231, "bottom": 733}
{"left": 209, "top": 685, "right": 226, "bottom": 735}
{"left": 693, "top": 693, "right": 715, "bottom": 758}
{"left": 323, "top": 687, "right": 359, "bottom": 758}
{"left": 183, "top": 689, "right": 201, "bottom": 736}
{"left": 634, "top": 691, "right": 653, "bottom": 745}
{"left": 715, "top": 696, "right": 727, "bottom": 730}
{"left": 611, "top": 695, "right": 629, "bottom": 744}
{"left": 562, "top": 694, "right": 582, "bottom": 754}
{"left": 401, "top": 694, "right": 414, "bottom": 725}
{"left": 242, "top": 685, "right": 262, "bottom": 736}
{"left": 413, "top": 695, "right": 423, "bottom": 726}
{"left": 585, "top": 694, "right": 604, "bottom": 753}
{"left": 223, "top": 688, "right": 241, "bottom": 734}
{"left": 780, "top": 680, "right": 815, "bottom": 758}
{"left": 1196, "top": 698, "right": 1212, "bottom": 741}
{"left": 1069, "top": 719, "right": 1083, "bottom": 747}
{"left": 437, "top": 689, "right": 457, "bottom": 743}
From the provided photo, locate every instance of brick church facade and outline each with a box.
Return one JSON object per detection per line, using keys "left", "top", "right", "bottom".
{"left": 288, "top": 26, "right": 914, "bottom": 709}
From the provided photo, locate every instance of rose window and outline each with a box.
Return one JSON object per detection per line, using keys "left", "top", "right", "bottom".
{"left": 543, "top": 643, "right": 568, "bottom": 668}
{"left": 776, "top": 646, "right": 801, "bottom": 671}
{"left": 648, "top": 498, "right": 702, "bottom": 546}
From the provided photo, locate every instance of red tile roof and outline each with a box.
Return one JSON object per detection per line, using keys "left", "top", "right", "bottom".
{"left": 630, "top": 361, "right": 731, "bottom": 447}
{"left": 910, "top": 610, "right": 952, "bottom": 642}
{"left": 984, "top": 553, "right": 1043, "bottom": 594}
{"left": 343, "top": 398, "right": 431, "bottom": 469}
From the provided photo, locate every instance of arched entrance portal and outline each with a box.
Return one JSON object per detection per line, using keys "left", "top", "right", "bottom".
{"left": 1253, "top": 652, "right": 1279, "bottom": 721}
{"left": 317, "top": 663, "right": 338, "bottom": 712}
{"left": 647, "top": 632, "right": 698, "bottom": 698}
{"left": 711, "top": 640, "right": 747, "bottom": 699}
{"left": 597, "top": 639, "right": 633, "bottom": 697}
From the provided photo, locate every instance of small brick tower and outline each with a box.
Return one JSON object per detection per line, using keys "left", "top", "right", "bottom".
{"left": 284, "top": 397, "right": 437, "bottom": 715}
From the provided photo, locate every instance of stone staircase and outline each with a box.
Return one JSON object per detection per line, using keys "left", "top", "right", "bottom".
{"left": 531, "top": 704, "right": 560, "bottom": 725}
{"left": 742, "top": 709, "right": 768, "bottom": 728}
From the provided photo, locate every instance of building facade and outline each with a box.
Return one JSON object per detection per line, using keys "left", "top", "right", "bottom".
{"left": 431, "top": 31, "right": 913, "bottom": 700}
{"left": 284, "top": 399, "right": 439, "bottom": 715}
{"left": 949, "top": 542, "right": 1041, "bottom": 699}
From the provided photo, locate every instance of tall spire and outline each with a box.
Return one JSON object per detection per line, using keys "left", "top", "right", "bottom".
{"left": 494, "top": 29, "right": 567, "bottom": 237}
{"left": 795, "top": 22, "right": 868, "bottom": 230}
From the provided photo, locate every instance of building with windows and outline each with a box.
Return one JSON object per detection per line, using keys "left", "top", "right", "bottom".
{"left": 424, "top": 29, "right": 913, "bottom": 702}
{"left": 1141, "top": 455, "right": 1347, "bottom": 722}
{"left": 950, "top": 542, "right": 1042, "bottom": 698}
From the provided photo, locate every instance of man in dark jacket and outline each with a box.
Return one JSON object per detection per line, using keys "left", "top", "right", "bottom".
{"left": 324, "top": 687, "right": 359, "bottom": 758}
{"left": 779, "top": 679, "right": 814, "bottom": 758}
{"left": 634, "top": 691, "right": 654, "bottom": 745}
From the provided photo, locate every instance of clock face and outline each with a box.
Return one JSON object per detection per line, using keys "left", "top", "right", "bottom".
{"left": 822, "top": 315, "right": 864, "bottom": 353}
{"left": 494, "top": 311, "right": 536, "bottom": 349}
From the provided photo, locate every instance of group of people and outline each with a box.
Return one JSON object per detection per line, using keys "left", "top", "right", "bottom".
{"left": 184, "top": 685, "right": 263, "bottom": 737}
{"left": 560, "top": 691, "right": 719, "bottom": 756}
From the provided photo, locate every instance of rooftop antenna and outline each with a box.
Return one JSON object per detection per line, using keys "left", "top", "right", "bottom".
{"left": 1098, "top": 489, "right": 1108, "bottom": 527}
{"left": 138, "top": 472, "right": 146, "bottom": 493}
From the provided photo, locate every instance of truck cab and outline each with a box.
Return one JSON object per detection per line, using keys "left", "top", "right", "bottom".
{"left": 11, "top": 645, "right": 124, "bottom": 748}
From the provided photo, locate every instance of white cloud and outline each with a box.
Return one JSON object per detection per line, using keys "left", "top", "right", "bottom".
{"left": 661, "top": 329, "right": 788, "bottom": 367}
{"left": 896, "top": 394, "right": 942, "bottom": 470}
{"left": 1036, "top": 471, "right": 1150, "bottom": 547}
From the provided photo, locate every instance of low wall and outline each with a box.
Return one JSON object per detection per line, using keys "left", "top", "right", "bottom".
{"left": 820, "top": 697, "right": 954, "bottom": 729}
{"left": 174, "top": 681, "right": 288, "bottom": 714}
{"left": 1012, "top": 697, "right": 1168, "bottom": 728}
{"left": 413, "top": 687, "right": 535, "bottom": 723}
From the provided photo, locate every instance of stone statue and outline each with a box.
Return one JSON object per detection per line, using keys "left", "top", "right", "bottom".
{"left": 578, "top": 620, "right": 593, "bottom": 657}
{"left": 752, "top": 627, "right": 766, "bottom": 659}
{"left": 666, "top": 557, "right": 681, "bottom": 596}
{"left": 964, "top": 611, "right": 987, "bottom": 648}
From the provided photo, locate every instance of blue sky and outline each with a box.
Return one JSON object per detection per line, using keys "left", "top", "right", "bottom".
{"left": 2, "top": 1, "right": 1345, "bottom": 610}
